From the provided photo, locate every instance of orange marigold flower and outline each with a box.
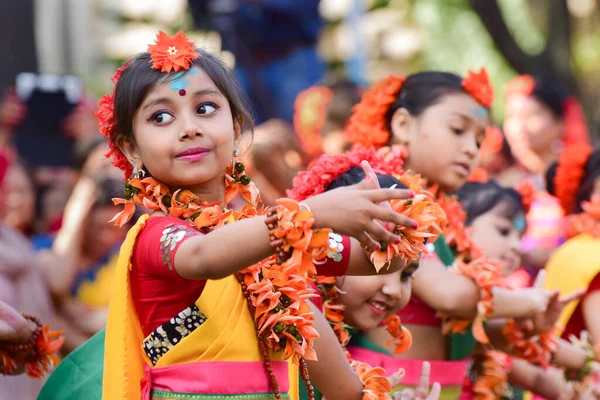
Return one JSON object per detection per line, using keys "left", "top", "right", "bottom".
{"left": 462, "top": 68, "right": 494, "bottom": 108}
{"left": 505, "top": 75, "right": 535, "bottom": 97}
{"left": 469, "top": 167, "right": 488, "bottom": 183}
{"left": 385, "top": 315, "right": 412, "bottom": 354}
{"left": 554, "top": 143, "right": 593, "bottom": 214}
{"left": 293, "top": 86, "right": 334, "bottom": 157}
{"left": 351, "top": 361, "right": 392, "bottom": 400}
{"left": 148, "top": 30, "right": 200, "bottom": 73}
{"left": 515, "top": 179, "right": 536, "bottom": 214}
{"left": 345, "top": 76, "right": 405, "bottom": 148}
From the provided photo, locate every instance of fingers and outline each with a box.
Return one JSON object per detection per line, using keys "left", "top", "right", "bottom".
{"left": 360, "top": 161, "right": 381, "bottom": 190}
{"left": 559, "top": 289, "right": 586, "bottom": 305}
{"left": 399, "top": 388, "right": 415, "bottom": 400}
{"left": 387, "top": 369, "right": 406, "bottom": 388}
{"left": 358, "top": 231, "right": 380, "bottom": 252}
{"left": 416, "top": 362, "right": 431, "bottom": 399}
{"left": 427, "top": 383, "right": 441, "bottom": 400}
{"left": 365, "top": 188, "right": 414, "bottom": 203}
{"left": 534, "top": 269, "right": 546, "bottom": 289}
{"left": 369, "top": 203, "right": 418, "bottom": 230}
{"left": 366, "top": 221, "right": 401, "bottom": 245}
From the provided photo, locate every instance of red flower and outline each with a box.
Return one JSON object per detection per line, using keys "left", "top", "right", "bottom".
{"left": 293, "top": 86, "right": 334, "bottom": 157}
{"left": 480, "top": 126, "right": 504, "bottom": 158}
{"left": 515, "top": 179, "right": 536, "bottom": 214}
{"left": 505, "top": 75, "right": 535, "bottom": 97}
{"left": 345, "top": 76, "right": 405, "bottom": 148}
{"left": 462, "top": 68, "right": 494, "bottom": 107}
{"left": 554, "top": 143, "right": 593, "bottom": 214}
{"left": 148, "top": 30, "right": 199, "bottom": 73}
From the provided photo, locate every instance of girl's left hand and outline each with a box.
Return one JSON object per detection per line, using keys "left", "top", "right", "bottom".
{"left": 390, "top": 362, "right": 442, "bottom": 400}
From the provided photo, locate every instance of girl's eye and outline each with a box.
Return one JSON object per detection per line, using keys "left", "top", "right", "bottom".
{"left": 401, "top": 271, "right": 415, "bottom": 281}
{"left": 149, "top": 111, "right": 174, "bottom": 125}
{"left": 197, "top": 103, "right": 218, "bottom": 115}
{"left": 451, "top": 127, "right": 464, "bottom": 135}
{"left": 497, "top": 227, "right": 511, "bottom": 237}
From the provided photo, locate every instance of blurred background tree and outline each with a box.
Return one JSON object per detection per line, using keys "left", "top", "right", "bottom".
{"left": 317, "top": 0, "right": 600, "bottom": 136}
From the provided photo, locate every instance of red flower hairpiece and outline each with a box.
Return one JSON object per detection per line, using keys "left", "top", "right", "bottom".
{"left": 562, "top": 97, "right": 590, "bottom": 146}
{"left": 96, "top": 62, "right": 133, "bottom": 177}
{"left": 462, "top": 68, "right": 494, "bottom": 108}
{"left": 148, "top": 30, "right": 199, "bottom": 73}
{"left": 515, "top": 179, "right": 535, "bottom": 214}
{"left": 287, "top": 145, "right": 405, "bottom": 201}
{"left": 480, "top": 126, "right": 504, "bottom": 158}
{"left": 344, "top": 75, "right": 405, "bottom": 149}
{"left": 504, "top": 75, "right": 535, "bottom": 97}
{"left": 293, "top": 86, "right": 334, "bottom": 157}
{"left": 554, "top": 143, "right": 593, "bottom": 214}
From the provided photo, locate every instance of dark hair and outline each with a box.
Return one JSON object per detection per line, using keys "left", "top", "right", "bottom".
{"left": 113, "top": 49, "right": 254, "bottom": 149}
{"left": 455, "top": 181, "right": 524, "bottom": 225}
{"left": 325, "top": 166, "right": 407, "bottom": 191}
{"left": 320, "top": 77, "right": 362, "bottom": 134}
{"left": 547, "top": 149, "right": 600, "bottom": 213}
{"left": 529, "top": 77, "right": 569, "bottom": 118}
{"left": 385, "top": 71, "right": 485, "bottom": 133}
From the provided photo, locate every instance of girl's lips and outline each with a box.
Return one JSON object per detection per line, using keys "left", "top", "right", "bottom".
{"left": 367, "top": 300, "right": 392, "bottom": 316}
{"left": 176, "top": 147, "right": 210, "bottom": 161}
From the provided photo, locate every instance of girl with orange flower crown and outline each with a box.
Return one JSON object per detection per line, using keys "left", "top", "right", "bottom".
{"left": 503, "top": 76, "right": 590, "bottom": 273}
{"left": 454, "top": 181, "right": 600, "bottom": 400}
{"left": 288, "top": 145, "right": 447, "bottom": 400}
{"left": 544, "top": 147, "right": 600, "bottom": 370}
{"left": 38, "top": 30, "right": 451, "bottom": 400}
{"left": 343, "top": 69, "right": 565, "bottom": 398}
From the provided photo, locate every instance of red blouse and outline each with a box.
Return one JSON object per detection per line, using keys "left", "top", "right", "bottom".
{"left": 130, "top": 216, "right": 351, "bottom": 337}
{"left": 561, "top": 272, "right": 600, "bottom": 340}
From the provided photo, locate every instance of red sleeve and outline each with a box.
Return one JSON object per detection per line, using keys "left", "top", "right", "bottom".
{"left": 584, "top": 273, "right": 600, "bottom": 298}
{"left": 134, "top": 216, "right": 201, "bottom": 278}
{"left": 309, "top": 282, "right": 324, "bottom": 312}
{"left": 314, "top": 234, "right": 351, "bottom": 277}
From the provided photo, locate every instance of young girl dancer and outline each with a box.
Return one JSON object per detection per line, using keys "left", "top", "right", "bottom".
{"left": 455, "top": 181, "right": 598, "bottom": 399}
{"left": 40, "top": 30, "right": 440, "bottom": 400}
{"left": 545, "top": 145, "right": 600, "bottom": 349}
{"left": 344, "top": 70, "right": 559, "bottom": 397}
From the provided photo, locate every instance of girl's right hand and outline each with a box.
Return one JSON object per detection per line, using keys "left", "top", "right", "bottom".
{"left": 304, "top": 161, "right": 416, "bottom": 251}
{"left": 389, "top": 362, "right": 442, "bottom": 400}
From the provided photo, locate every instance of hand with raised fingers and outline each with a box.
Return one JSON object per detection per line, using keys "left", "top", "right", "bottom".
{"left": 304, "top": 161, "right": 416, "bottom": 252}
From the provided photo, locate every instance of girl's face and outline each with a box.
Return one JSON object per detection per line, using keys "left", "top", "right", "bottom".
{"left": 337, "top": 261, "right": 418, "bottom": 331}
{"left": 392, "top": 93, "right": 488, "bottom": 193}
{"left": 504, "top": 95, "right": 563, "bottom": 157}
{"left": 469, "top": 202, "right": 524, "bottom": 276}
{"left": 1, "top": 163, "right": 36, "bottom": 232}
{"left": 125, "top": 67, "right": 237, "bottom": 198}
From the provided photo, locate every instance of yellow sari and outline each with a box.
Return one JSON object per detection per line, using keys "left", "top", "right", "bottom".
{"left": 103, "top": 215, "right": 298, "bottom": 400}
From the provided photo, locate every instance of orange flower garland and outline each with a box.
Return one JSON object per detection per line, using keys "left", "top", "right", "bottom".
{"left": 369, "top": 174, "right": 446, "bottom": 272}
{"left": 471, "top": 350, "right": 512, "bottom": 400}
{"left": 502, "top": 320, "right": 559, "bottom": 369}
{"left": 462, "top": 68, "right": 494, "bottom": 108}
{"left": 554, "top": 143, "right": 593, "bottom": 214}
{"left": 352, "top": 361, "right": 393, "bottom": 400}
{"left": 148, "top": 30, "right": 200, "bottom": 73}
{"left": 0, "top": 315, "right": 64, "bottom": 378}
{"left": 293, "top": 86, "right": 334, "bottom": 158}
{"left": 344, "top": 76, "right": 405, "bottom": 148}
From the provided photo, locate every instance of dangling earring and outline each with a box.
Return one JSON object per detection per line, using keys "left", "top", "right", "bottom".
{"left": 228, "top": 148, "right": 251, "bottom": 185}
{"left": 132, "top": 166, "right": 146, "bottom": 179}
{"left": 124, "top": 166, "right": 145, "bottom": 200}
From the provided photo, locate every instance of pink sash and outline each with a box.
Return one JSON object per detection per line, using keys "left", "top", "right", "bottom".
{"left": 348, "top": 346, "right": 468, "bottom": 386}
{"left": 141, "top": 360, "right": 290, "bottom": 399}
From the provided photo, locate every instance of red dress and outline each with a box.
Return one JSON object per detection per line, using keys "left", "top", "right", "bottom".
{"left": 130, "top": 216, "right": 351, "bottom": 336}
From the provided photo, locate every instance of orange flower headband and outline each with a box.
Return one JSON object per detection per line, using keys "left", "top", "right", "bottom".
{"left": 345, "top": 68, "right": 494, "bottom": 149}
{"left": 505, "top": 75, "right": 590, "bottom": 147}
{"left": 97, "top": 30, "right": 200, "bottom": 177}
{"left": 554, "top": 143, "right": 594, "bottom": 214}
{"left": 293, "top": 86, "right": 334, "bottom": 157}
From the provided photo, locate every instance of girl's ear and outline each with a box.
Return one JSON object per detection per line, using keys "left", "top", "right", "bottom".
{"left": 233, "top": 116, "right": 244, "bottom": 141}
{"left": 390, "top": 108, "right": 413, "bottom": 146}
{"left": 119, "top": 137, "right": 142, "bottom": 171}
